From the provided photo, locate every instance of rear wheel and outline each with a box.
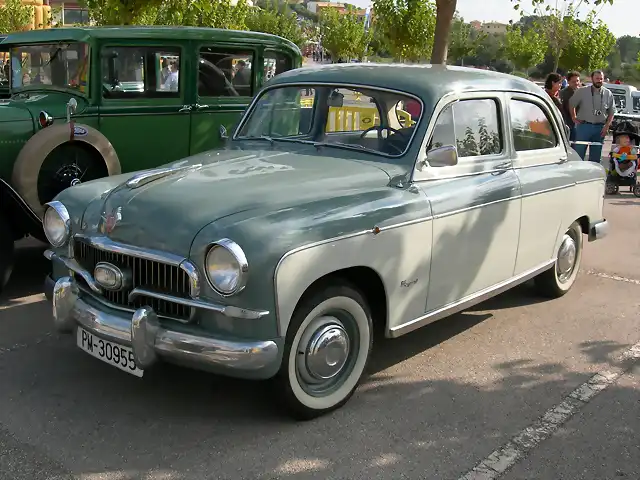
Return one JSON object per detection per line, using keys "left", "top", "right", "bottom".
{"left": 36, "top": 143, "right": 107, "bottom": 206}
{"left": 534, "top": 221, "right": 583, "bottom": 298}
{"left": 274, "top": 282, "right": 373, "bottom": 420}
{"left": 0, "top": 214, "right": 15, "bottom": 295}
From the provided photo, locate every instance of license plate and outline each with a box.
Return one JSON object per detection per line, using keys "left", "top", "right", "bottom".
{"left": 76, "top": 326, "right": 144, "bottom": 377}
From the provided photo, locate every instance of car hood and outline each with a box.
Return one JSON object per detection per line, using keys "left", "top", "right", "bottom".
{"left": 82, "top": 147, "right": 392, "bottom": 255}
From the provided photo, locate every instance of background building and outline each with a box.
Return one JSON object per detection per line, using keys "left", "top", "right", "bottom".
{"left": 50, "top": 0, "right": 89, "bottom": 26}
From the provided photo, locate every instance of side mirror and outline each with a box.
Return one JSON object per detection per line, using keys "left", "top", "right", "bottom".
{"left": 425, "top": 145, "right": 458, "bottom": 168}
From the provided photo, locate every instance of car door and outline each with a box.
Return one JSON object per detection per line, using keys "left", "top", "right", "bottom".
{"left": 98, "top": 43, "right": 191, "bottom": 172}
{"left": 508, "top": 93, "right": 567, "bottom": 275}
{"left": 415, "top": 92, "right": 522, "bottom": 313}
{"left": 188, "top": 44, "right": 257, "bottom": 155}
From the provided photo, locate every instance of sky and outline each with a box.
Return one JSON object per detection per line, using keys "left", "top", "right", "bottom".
{"left": 350, "top": 0, "right": 637, "bottom": 39}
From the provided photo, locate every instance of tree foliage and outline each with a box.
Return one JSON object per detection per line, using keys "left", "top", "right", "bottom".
{"left": 559, "top": 11, "right": 615, "bottom": 72}
{"left": 80, "top": 0, "right": 163, "bottom": 25}
{"left": 447, "top": 15, "right": 485, "bottom": 65}
{"left": 0, "top": 0, "right": 35, "bottom": 34}
{"left": 319, "top": 7, "right": 370, "bottom": 61}
{"left": 503, "top": 24, "right": 546, "bottom": 72}
{"left": 246, "top": 0, "right": 305, "bottom": 47}
{"left": 510, "top": 0, "right": 615, "bottom": 72}
{"left": 372, "top": 0, "right": 436, "bottom": 62}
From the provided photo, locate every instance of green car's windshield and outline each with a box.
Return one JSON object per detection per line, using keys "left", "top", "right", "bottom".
{"left": 9, "top": 42, "right": 88, "bottom": 93}
{"left": 235, "top": 85, "right": 424, "bottom": 157}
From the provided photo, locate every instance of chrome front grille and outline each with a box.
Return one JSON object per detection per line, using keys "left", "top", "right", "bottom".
{"left": 74, "top": 239, "right": 192, "bottom": 320}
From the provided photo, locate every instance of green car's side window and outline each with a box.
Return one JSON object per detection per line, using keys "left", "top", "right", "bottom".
{"left": 198, "top": 47, "right": 254, "bottom": 98}
{"left": 101, "top": 46, "right": 181, "bottom": 98}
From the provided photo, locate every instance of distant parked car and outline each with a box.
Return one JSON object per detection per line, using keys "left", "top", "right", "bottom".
{"left": 0, "top": 26, "right": 301, "bottom": 293}
{"left": 43, "top": 64, "right": 609, "bottom": 420}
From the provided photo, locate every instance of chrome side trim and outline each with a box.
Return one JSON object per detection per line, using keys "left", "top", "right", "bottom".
{"left": 125, "top": 164, "right": 203, "bottom": 189}
{"left": 388, "top": 260, "right": 555, "bottom": 338}
{"left": 520, "top": 183, "right": 574, "bottom": 199}
{"left": 74, "top": 235, "right": 185, "bottom": 266}
{"left": 45, "top": 249, "right": 103, "bottom": 294}
{"left": 128, "top": 288, "right": 269, "bottom": 320}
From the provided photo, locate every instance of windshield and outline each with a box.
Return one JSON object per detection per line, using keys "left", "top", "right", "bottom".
{"left": 9, "top": 42, "right": 89, "bottom": 93}
{"left": 236, "top": 85, "right": 423, "bottom": 157}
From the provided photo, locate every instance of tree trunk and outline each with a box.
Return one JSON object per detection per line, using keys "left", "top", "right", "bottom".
{"left": 430, "top": 0, "right": 457, "bottom": 65}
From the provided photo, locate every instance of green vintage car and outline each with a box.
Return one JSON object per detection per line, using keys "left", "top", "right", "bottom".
{"left": 0, "top": 26, "right": 301, "bottom": 292}
{"left": 43, "top": 64, "right": 608, "bottom": 419}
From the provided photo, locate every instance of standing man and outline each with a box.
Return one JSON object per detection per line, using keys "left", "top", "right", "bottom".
{"left": 560, "top": 71, "right": 581, "bottom": 143}
{"left": 569, "top": 70, "right": 616, "bottom": 162}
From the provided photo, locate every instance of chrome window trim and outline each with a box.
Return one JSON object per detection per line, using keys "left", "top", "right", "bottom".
{"left": 412, "top": 91, "right": 512, "bottom": 183}
{"left": 231, "top": 81, "right": 426, "bottom": 160}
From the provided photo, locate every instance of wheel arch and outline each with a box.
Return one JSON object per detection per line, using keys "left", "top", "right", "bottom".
{"left": 277, "top": 263, "right": 389, "bottom": 339}
{"left": 11, "top": 122, "right": 121, "bottom": 218}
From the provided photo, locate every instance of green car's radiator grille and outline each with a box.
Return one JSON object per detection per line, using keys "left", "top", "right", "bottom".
{"left": 74, "top": 239, "right": 191, "bottom": 320}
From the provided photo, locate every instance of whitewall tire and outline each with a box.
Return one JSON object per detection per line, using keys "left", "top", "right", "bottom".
{"left": 534, "top": 221, "right": 583, "bottom": 298}
{"left": 275, "top": 283, "right": 373, "bottom": 420}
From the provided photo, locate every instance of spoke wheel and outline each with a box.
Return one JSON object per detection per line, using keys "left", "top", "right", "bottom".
{"left": 36, "top": 143, "right": 107, "bottom": 206}
{"left": 275, "top": 283, "right": 373, "bottom": 420}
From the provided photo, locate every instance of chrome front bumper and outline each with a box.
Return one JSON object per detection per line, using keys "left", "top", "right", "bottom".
{"left": 50, "top": 276, "right": 281, "bottom": 378}
{"left": 588, "top": 219, "right": 609, "bottom": 242}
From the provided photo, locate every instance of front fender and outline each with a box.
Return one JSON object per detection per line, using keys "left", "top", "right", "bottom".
{"left": 11, "top": 122, "right": 121, "bottom": 218}
{"left": 0, "top": 178, "right": 44, "bottom": 241}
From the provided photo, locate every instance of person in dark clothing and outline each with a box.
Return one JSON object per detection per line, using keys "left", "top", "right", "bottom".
{"left": 559, "top": 71, "right": 581, "bottom": 142}
{"left": 544, "top": 73, "right": 563, "bottom": 111}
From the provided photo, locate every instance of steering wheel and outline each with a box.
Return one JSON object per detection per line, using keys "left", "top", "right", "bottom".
{"left": 360, "top": 125, "right": 409, "bottom": 154}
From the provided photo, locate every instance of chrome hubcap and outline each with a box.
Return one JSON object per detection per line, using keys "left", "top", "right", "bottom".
{"left": 557, "top": 234, "right": 577, "bottom": 282}
{"left": 298, "top": 316, "right": 350, "bottom": 385}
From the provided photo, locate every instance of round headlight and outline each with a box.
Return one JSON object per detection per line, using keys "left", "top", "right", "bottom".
{"left": 205, "top": 239, "right": 249, "bottom": 295}
{"left": 43, "top": 201, "right": 71, "bottom": 247}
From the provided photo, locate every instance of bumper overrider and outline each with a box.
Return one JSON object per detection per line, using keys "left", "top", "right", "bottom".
{"left": 588, "top": 219, "right": 609, "bottom": 242}
{"left": 45, "top": 251, "right": 281, "bottom": 379}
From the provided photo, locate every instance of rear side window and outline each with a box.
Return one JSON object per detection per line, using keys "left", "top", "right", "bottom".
{"left": 264, "top": 50, "right": 293, "bottom": 81}
{"left": 510, "top": 99, "right": 558, "bottom": 151}
{"left": 198, "top": 48, "right": 254, "bottom": 97}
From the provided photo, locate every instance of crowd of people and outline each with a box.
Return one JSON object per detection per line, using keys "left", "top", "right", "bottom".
{"left": 543, "top": 70, "right": 617, "bottom": 163}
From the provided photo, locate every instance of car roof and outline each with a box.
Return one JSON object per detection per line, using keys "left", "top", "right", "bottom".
{"left": 267, "top": 63, "right": 545, "bottom": 100}
{"left": 0, "top": 26, "right": 299, "bottom": 51}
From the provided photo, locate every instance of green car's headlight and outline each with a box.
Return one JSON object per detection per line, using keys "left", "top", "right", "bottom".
{"left": 43, "top": 201, "right": 71, "bottom": 247}
{"left": 205, "top": 239, "right": 249, "bottom": 296}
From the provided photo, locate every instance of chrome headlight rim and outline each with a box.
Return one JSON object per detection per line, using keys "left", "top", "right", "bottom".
{"left": 204, "top": 238, "right": 249, "bottom": 296}
{"left": 43, "top": 201, "right": 71, "bottom": 247}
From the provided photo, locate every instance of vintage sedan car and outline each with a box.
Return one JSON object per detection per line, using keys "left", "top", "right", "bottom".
{"left": 43, "top": 64, "right": 609, "bottom": 420}
{"left": 0, "top": 26, "right": 301, "bottom": 292}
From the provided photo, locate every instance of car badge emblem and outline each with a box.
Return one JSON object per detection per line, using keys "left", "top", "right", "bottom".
{"left": 102, "top": 207, "right": 122, "bottom": 234}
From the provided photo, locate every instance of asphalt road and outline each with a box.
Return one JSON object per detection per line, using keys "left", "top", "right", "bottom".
{"left": 1, "top": 195, "right": 638, "bottom": 480}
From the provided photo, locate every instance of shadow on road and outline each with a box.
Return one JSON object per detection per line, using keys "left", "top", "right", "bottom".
{"left": 0, "top": 238, "right": 49, "bottom": 304}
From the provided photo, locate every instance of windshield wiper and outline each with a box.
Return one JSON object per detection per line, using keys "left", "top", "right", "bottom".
{"left": 238, "top": 135, "right": 274, "bottom": 145}
{"left": 313, "top": 141, "right": 369, "bottom": 152}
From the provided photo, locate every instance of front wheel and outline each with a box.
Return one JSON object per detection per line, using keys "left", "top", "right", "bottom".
{"left": 534, "top": 221, "right": 583, "bottom": 298}
{"left": 0, "top": 215, "right": 15, "bottom": 295}
{"left": 273, "top": 283, "right": 373, "bottom": 420}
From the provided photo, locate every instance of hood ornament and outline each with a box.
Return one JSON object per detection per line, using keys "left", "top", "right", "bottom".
{"left": 101, "top": 206, "right": 122, "bottom": 234}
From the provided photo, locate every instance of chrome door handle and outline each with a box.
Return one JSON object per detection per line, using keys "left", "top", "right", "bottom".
{"left": 195, "top": 104, "right": 210, "bottom": 110}
{"left": 179, "top": 105, "right": 193, "bottom": 113}
{"left": 495, "top": 162, "right": 511, "bottom": 169}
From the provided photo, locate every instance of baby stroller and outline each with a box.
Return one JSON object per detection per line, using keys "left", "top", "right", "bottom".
{"left": 605, "top": 120, "right": 640, "bottom": 197}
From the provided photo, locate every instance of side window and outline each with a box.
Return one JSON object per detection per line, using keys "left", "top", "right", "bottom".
{"left": 453, "top": 99, "right": 502, "bottom": 157}
{"left": 101, "top": 46, "right": 181, "bottom": 98}
{"left": 325, "top": 88, "right": 381, "bottom": 133}
{"left": 264, "top": 51, "right": 293, "bottom": 81}
{"left": 198, "top": 48, "right": 253, "bottom": 97}
{"left": 633, "top": 95, "right": 640, "bottom": 111}
{"left": 510, "top": 99, "right": 558, "bottom": 151}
